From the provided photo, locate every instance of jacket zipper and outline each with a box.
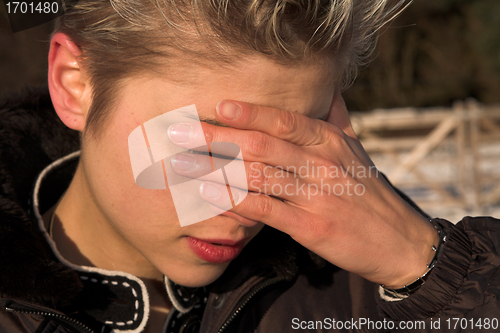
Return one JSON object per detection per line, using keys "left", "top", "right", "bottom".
{"left": 217, "top": 276, "right": 286, "bottom": 333}
{"left": 4, "top": 306, "right": 95, "bottom": 333}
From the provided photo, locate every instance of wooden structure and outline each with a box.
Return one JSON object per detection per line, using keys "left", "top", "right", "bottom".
{"left": 350, "top": 101, "right": 500, "bottom": 211}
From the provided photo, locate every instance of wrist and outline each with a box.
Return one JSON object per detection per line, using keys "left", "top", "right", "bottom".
{"left": 382, "top": 218, "right": 446, "bottom": 296}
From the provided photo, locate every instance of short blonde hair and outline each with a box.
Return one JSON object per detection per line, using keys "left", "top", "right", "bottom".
{"left": 54, "top": 0, "right": 408, "bottom": 138}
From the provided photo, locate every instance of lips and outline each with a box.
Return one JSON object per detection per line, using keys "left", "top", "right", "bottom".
{"left": 186, "top": 236, "right": 247, "bottom": 263}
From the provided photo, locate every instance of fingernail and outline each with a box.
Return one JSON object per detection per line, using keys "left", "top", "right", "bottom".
{"left": 168, "top": 123, "right": 193, "bottom": 143}
{"left": 171, "top": 153, "right": 196, "bottom": 172}
{"left": 200, "top": 183, "right": 221, "bottom": 199}
{"left": 216, "top": 101, "right": 241, "bottom": 120}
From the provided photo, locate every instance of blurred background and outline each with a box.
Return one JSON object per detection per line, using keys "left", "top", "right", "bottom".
{"left": 1, "top": 0, "right": 499, "bottom": 221}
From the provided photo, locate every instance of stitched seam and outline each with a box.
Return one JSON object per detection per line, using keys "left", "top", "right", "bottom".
{"left": 80, "top": 275, "right": 139, "bottom": 327}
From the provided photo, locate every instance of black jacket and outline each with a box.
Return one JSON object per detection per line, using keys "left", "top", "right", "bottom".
{"left": 1, "top": 86, "right": 499, "bottom": 333}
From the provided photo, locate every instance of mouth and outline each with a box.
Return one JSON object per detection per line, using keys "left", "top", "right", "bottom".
{"left": 201, "top": 238, "right": 245, "bottom": 246}
{"left": 186, "top": 236, "right": 248, "bottom": 264}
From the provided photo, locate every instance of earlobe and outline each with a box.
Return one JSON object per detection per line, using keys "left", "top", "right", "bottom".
{"left": 48, "top": 32, "right": 91, "bottom": 132}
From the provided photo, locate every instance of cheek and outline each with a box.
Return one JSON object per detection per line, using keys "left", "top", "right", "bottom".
{"left": 82, "top": 124, "right": 181, "bottom": 232}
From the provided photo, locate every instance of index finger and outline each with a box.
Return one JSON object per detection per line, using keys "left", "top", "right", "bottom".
{"left": 215, "top": 100, "right": 342, "bottom": 147}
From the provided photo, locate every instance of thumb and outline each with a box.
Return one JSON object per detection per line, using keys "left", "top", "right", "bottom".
{"left": 325, "top": 91, "right": 361, "bottom": 145}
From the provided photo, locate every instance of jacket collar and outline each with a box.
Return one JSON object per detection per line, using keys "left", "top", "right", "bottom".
{"left": 33, "top": 151, "right": 150, "bottom": 332}
{"left": 32, "top": 151, "right": 212, "bottom": 332}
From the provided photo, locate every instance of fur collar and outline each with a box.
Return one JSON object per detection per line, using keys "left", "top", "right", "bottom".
{"left": 0, "top": 86, "right": 82, "bottom": 310}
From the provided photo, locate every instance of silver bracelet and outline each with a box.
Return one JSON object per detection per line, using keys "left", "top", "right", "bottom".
{"left": 382, "top": 218, "right": 447, "bottom": 297}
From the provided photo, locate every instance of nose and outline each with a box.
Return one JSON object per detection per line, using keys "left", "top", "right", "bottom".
{"left": 209, "top": 205, "right": 260, "bottom": 227}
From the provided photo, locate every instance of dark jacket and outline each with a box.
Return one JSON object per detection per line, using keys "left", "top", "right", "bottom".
{"left": 1, "top": 86, "right": 499, "bottom": 333}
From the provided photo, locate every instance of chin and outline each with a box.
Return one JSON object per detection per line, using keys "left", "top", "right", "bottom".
{"left": 166, "top": 264, "right": 228, "bottom": 287}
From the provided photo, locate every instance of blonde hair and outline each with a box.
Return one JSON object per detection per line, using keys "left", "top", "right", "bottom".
{"left": 54, "top": 0, "right": 408, "bottom": 138}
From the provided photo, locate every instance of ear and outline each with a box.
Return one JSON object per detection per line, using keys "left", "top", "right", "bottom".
{"left": 325, "top": 90, "right": 361, "bottom": 145}
{"left": 48, "top": 32, "right": 92, "bottom": 132}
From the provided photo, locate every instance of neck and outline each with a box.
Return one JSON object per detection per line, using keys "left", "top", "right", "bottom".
{"left": 41, "top": 161, "right": 173, "bottom": 330}
{"left": 51, "top": 162, "right": 164, "bottom": 280}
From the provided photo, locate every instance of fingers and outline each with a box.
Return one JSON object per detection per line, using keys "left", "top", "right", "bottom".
{"left": 170, "top": 153, "right": 310, "bottom": 203}
{"left": 215, "top": 100, "right": 341, "bottom": 146}
{"left": 199, "top": 181, "right": 305, "bottom": 236}
{"left": 167, "top": 120, "right": 316, "bottom": 168}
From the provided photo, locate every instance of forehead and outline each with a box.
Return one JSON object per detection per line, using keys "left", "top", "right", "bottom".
{"left": 120, "top": 54, "right": 337, "bottom": 124}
